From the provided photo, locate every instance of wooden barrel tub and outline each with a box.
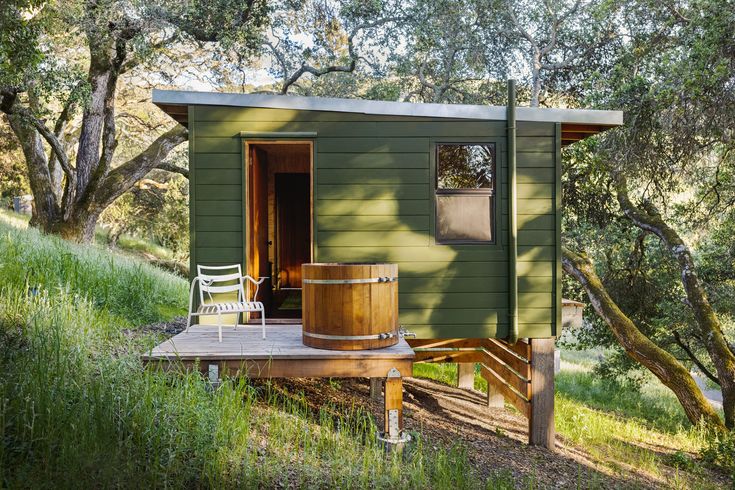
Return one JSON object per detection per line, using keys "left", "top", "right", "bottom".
{"left": 302, "top": 263, "right": 399, "bottom": 350}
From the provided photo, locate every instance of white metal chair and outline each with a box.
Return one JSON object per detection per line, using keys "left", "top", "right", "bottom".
{"left": 186, "top": 264, "right": 267, "bottom": 342}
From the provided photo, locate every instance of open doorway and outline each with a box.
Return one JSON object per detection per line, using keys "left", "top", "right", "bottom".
{"left": 245, "top": 141, "right": 312, "bottom": 319}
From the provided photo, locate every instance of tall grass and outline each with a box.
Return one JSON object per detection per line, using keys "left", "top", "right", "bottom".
{"left": 0, "top": 214, "right": 491, "bottom": 488}
{"left": 0, "top": 214, "right": 186, "bottom": 324}
{"left": 413, "top": 359, "right": 722, "bottom": 488}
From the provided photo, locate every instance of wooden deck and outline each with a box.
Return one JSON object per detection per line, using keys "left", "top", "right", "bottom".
{"left": 142, "top": 324, "right": 415, "bottom": 378}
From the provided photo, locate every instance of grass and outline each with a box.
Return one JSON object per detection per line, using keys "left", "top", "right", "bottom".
{"left": 1, "top": 208, "right": 178, "bottom": 264}
{"left": 0, "top": 211, "right": 494, "bottom": 488}
{"left": 413, "top": 357, "right": 723, "bottom": 488}
{"left": 1, "top": 209, "right": 729, "bottom": 488}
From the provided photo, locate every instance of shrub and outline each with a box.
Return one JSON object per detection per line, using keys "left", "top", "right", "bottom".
{"left": 701, "top": 429, "right": 735, "bottom": 478}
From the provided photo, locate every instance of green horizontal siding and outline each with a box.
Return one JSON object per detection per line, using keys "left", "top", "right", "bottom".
{"left": 317, "top": 231, "right": 430, "bottom": 247}
{"left": 316, "top": 199, "right": 430, "bottom": 216}
{"left": 196, "top": 185, "right": 241, "bottom": 200}
{"left": 195, "top": 137, "right": 240, "bottom": 153}
{"left": 318, "top": 215, "right": 429, "bottom": 232}
{"left": 195, "top": 168, "right": 241, "bottom": 184}
{"left": 400, "top": 308, "right": 551, "bottom": 325}
{"left": 516, "top": 137, "right": 554, "bottom": 152}
{"left": 318, "top": 137, "right": 429, "bottom": 153}
{"left": 196, "top": 153, "right": 241, "bottom": 169}
{"left": 405, "top": 323, "right": 505, "bottom": 339}
{"left": 318, "top": 153, "right": 429, "bottom": 169}
{"left": 317, "top": 184, "right": 429, "bottom": 200}
{"left": 189, "top": 106, "right": 559, "bottom": 338}
{"left": 318, "top": 246, "right": 506, "bottom": 262}
{"left": 196, "top": 231, "right": 243, "bottom": 248}
{"left": 195, "top": 201, "right": 242, "bottom": 216}
{"left": 197, "top": 120, "right": 511, "bottom": 138}
{"left": 317, "top": 168, "right": 429, "bottom": 184}
{"left": 400, "top": 292, "right": 552, "bottom": 309}
{"left": 517, "top": 152, "right": 554, "bottom": 168}
{"left": 518, "top": 168, "right": 554, "bottom": 183}
{"left": 196, "top": 247, "right": 243, "bottom": 263}
{"left": 517, "top": 199, "right": 553, "bottom": 215}
{"left": 195, "top": 216, "right": 242, "bottom": 232}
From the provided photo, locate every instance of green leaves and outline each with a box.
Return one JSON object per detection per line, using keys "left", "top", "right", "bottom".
{"left": 0, "top": 0, "right": 47, "bottom": 88}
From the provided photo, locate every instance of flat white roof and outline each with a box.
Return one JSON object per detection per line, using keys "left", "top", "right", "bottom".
{"left": 152, "top": 89, "right": 623, "bottom": 126}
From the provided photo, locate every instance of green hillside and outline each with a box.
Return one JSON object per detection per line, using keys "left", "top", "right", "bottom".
{"left": 0, "top": 210, "right": 730, "bottom": 488}
{"left": 0, "top": 212, "right": 474, "bottom": 488}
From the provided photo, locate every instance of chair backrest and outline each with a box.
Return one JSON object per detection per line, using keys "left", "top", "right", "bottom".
{"left": 197, "top": 264, "right": 245, "bottom": 305}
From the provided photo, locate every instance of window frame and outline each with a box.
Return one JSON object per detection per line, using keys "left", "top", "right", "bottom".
{"left": 431, "top": 139, "right": 503, "bottom": 246}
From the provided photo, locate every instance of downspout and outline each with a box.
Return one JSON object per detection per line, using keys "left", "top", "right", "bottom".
{"left": 507, "top": 79, "right": 519, "bottom": 344}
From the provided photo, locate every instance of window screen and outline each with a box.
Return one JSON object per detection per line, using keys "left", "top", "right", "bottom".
{"left": 436, "top": 143, "right": 495, "bottom": 243}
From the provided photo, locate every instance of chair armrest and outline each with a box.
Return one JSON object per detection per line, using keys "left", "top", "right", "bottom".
{"left": 242, "top": 275, "right": 268, "bottom": 302}
{"left": 242, "top": 275, "right": 268, "bottom": 285}
{"left": 188, "top": 276, "right": 200, "bottom": 316}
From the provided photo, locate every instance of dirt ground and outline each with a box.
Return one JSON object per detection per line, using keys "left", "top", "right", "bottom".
{"left": 262, "top": 376, "right": 651, "bottom": 488}
{"left": 140, "top": 319, "right": 730, "bottom": 489}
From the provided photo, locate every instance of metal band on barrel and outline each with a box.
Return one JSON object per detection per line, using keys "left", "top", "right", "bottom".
{"left": 303, "top": 331, "right": 396, "bottom": 340}
{"left": 302, "top": 277, "right": 398, "bottom": 285}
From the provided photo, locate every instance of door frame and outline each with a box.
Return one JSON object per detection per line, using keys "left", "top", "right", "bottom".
{"left": 242, "top": 140, "right": 314, "bottom": 304}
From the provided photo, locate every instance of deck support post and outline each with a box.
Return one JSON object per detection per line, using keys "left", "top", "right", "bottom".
{"left": 457, "top": 363, "right": 475, "bottom": 390}
{"left": 529, "top": 338, "right": 555, "bottom": 450}
{"left": 486, "top": 383, "right": 504, "bottom": 408}
{"left": 370, "top": 378, "right": 383, "bottom": 401}
{"left": 384, "top": 369, "right": 403, "bottom": 438}
{"left": 377, "top": 367, "right": 410, "bottom": 451}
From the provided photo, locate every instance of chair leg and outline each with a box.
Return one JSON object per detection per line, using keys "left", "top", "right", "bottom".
{"left": 261, "top": 310, "right": 266, "bottom": 340}
{"left": 186, "top": 313, "right": 192, "bottom": 333}
{"left": 217, "top": 312, "right": 222, "bottom": 343}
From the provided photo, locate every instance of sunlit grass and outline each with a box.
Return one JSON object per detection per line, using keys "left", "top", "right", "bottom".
{"left": 0, "top": 212, "right": 493, "bottom": 488}
{"left": 413, "top": 358, "right": 720, "bottom": 488}
{"left": 94, "top": 226, "right": 175, "bottom": 261}
{"left": 1, "top": 208, "right": 179, "bottom": 267}
{"left": 0, "top": 211, "right": 186, "bottom": 324}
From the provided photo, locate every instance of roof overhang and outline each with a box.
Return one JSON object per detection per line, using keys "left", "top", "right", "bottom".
{"left": 153, "top": 89, "right": 622, "bottom": 145}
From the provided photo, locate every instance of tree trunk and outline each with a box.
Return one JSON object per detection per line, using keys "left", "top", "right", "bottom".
{"left": 55, "top": 209, "right": 100, "bottom": 243}
{"left": 615, "top": 176, "right": 735, "bottom": 429}
{"left": 6, "top": 113, "right": 62, "bottom": 230}
{"left": 562, "top": 247, "right": 725, "bottom": 430}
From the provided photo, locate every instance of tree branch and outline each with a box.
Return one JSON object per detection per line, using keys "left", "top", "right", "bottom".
{"left": 279, "top": 16, "right": 404, "bottom": 94}
{"left": 1, "top": 88, "right": 76, "bottom": 192}
{"left": 615, "top": 172, "right": 735, "bottom": 428}
{"left": 562, "top": 246, "right": 725, "bottom": 429}
{"left": 505, "top": 1, "right": 539, "bottom": 50}
{"left": 673, "top": 330, "right": 720, "bottom": 385}
{"left": 155, "top": 161, "right": 189, "bottom": 179}
{"left": 95, "top": 125, "right": 188, "bottom": 209}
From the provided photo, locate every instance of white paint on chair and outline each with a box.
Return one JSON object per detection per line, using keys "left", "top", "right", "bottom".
{"left": 186, "top": 264, "right": 267, "bottom": 342}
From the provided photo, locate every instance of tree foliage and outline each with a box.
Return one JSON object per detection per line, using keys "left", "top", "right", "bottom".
{"left": 0, "top": 0, "right": 268, "bottom": 241}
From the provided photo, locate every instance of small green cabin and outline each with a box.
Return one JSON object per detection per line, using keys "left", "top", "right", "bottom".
{"left": 153, "top": 89, "right": 621, "bottom": 340}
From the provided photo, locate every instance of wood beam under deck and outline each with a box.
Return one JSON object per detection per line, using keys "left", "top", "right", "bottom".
{"left": 142, "top": 324, "right": 414, "bottom": 439}
{"left": 408, "top": 336, "right": 556, "bottom": 451}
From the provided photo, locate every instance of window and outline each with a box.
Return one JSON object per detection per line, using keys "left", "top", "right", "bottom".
{"left": 435, "top": 143, "right": 496, "bottom": 243}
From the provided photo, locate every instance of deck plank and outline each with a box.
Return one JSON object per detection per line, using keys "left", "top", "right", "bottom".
{"left": 142, "top": 324, "right": 415, "bottom": 362}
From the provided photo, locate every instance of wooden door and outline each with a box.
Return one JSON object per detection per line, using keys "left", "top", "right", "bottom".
{"left": 247, "top": 146, "right": 272, "bottom": 309}
{"left": 275, "top": 173, "right": 310, "bottom": 289}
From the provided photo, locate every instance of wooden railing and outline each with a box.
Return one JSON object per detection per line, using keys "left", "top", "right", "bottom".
{"left": 407, "top": 337, "right": 555, "bottom": 450}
